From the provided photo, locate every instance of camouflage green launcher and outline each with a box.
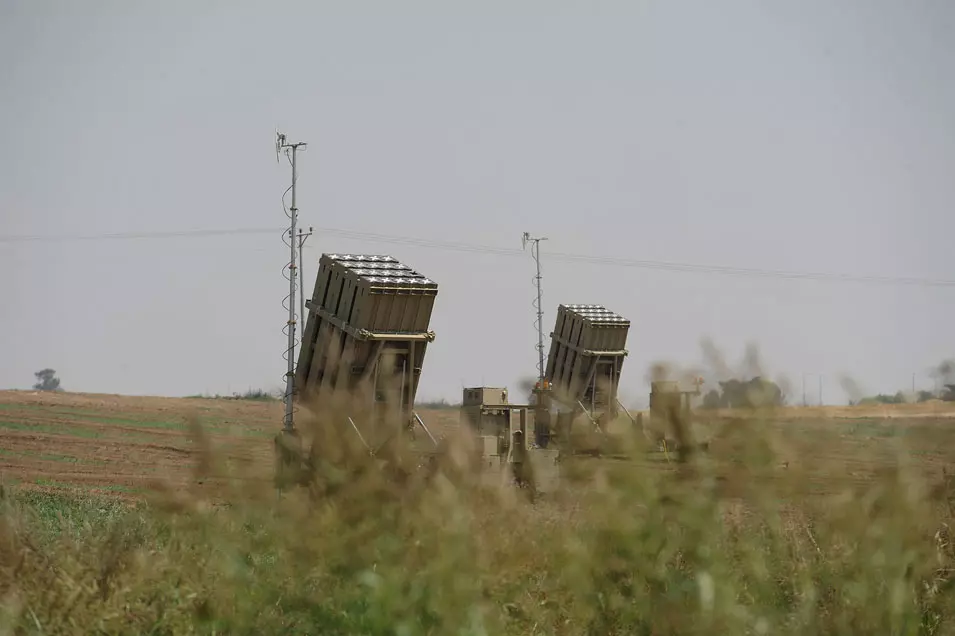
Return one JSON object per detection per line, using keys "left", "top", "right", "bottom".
{"left": 295, "top": 253, "right": 438, "bottom": 418}
{"left": 544, "top": 304, "right": 630, "bottom": 414}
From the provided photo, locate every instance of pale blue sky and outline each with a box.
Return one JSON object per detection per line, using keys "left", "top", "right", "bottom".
{"left": 1, "top": 0, "right": 953, "bottom": 406}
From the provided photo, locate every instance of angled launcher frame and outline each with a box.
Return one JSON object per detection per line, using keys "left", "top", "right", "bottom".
{"left": 543, "top": 304, "right": 631, "bottom": 424}
{"left": 295, "top": 253, "right": 438, "bottom": 431}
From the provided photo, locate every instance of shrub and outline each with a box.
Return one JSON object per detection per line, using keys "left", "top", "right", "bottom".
{"left": 2, "top": 410, "right": 954, "bottom": 634}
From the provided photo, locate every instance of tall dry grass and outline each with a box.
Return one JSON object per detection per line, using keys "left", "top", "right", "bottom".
{"left": 1, "top": 395, "right": 955, "bottom": 634}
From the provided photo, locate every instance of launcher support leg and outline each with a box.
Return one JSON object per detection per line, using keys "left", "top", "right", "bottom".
{"left": 405, "top": 341, "right": 417, "bottom": 434}
{"left": 576, "top": 400, "right": 603, "bottom": 434}
{"left": 573, "top": 358, "right": 598, "bottom": 411}
{"left": 347, "top": 417, "right": 373, "bottom": 455}
{"left": 360, "top": 342, "right": 385, "bottom": 384}
{"left": 413, "top": 411, "right": 438, "bottom": 447}
{"left": 609, "top": 358, "right": 622, "bottom": 416}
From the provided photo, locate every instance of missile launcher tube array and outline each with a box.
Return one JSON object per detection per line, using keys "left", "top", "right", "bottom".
{"left": 295, "top": 253, "right": 438, "bottom": 421}
{"left": 295, "top": 254, "right": 633, "bottom": 448}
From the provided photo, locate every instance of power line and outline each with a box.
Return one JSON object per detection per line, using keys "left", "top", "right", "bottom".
{"left": 0, "top": 227, "right": 278, "bottom": 242}
{"left": 2, "top": 225, "right": 954, "bottom": 288}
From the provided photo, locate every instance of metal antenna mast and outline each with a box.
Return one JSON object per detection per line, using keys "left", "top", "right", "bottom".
{"left": 277, "top": 132, "right": 307, "bottom": 432}
{"left": 522, "top": 232, "right": 548, "bottom": 400}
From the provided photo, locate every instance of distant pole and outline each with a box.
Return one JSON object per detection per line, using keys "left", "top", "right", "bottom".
{"left": 522, "top": 232, "right": 548, "bottom": 402}
{"left": 298, "top": 226, "right": 314, "bottom": 339}
{"left": 912, "top": 372, "right": 916, "bottom": 395}
{"left": 819, "top": 375, "right": 823, "bottom": 406}
{"left": 277, "top": 132, "right": 307, "bottom": 433}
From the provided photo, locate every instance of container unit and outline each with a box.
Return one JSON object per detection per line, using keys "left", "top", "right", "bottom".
{"left": 459, "top": 386, "right": 529, "bottom": 458}
{"left": 462, "top": 387, "right": 509, "bottom": 408}
{"left": 649, "top": 380, "right": 691, "bottom": 417}
{"left": 543, "top": 304, "right": 630, "bottom": 414}
{"left": 295, "top": 253, "right": 438, "bottom": 419}
{"left": 460, "top": 387, "right": 511, "bottom": 438}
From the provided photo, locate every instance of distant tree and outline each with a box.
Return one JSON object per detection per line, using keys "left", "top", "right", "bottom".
{"left": 698, "top": 377, "right": 784, "bottom": 409}
{"left": 236, "top": 388, "right": 278, "bottom": 401}
{"left": 32, "top": 368, "right": 62, "bottom": 392}
{"left": 417, "top": 398, "right": 458, "bottom": 410}
{"left": 917, "top": 390, "right": 936, "bottom": 403}
{"left": 859, "top": 392, "right": 906, "bottom": 405}
{"left": 717, "top": 376, "right": 784, "bottom": 408}
{"left": 929, "top": 360, "right": 955, "bottom": 400}
{"left": 702, "top": 389, "right": 722, "bottom": 409}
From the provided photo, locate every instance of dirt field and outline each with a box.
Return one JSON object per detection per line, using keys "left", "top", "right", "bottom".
{"left": 1, "top": 390, "right": 954, "bottom": 501}
{"left": 0, "top": 390, "right": 465, "bottom": 499}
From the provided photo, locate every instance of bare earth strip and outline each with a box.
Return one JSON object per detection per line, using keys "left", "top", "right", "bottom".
{"left": 0, "top": 391, "right": 277, "bottom": 498}
{"left": 1, "top": 390, "right": 954, "bottom": 501}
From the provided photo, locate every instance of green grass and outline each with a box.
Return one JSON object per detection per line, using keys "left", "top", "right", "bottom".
{"left": 5, "top": 406, "right": 215, "bottom": 432}
{"left": 184, "top": 389, "right": 280, "bottom": 402}
{"left": 32, "top": 478, "right": 145, "bottom": 495}
{"left": 840, "top": 419, "right": 904, "bottom": 438}
{"left": 53, "top": 411, "right": 190, "bottom": 431}
{"left": 1, "top": 409, "right": 954, "bottom": 635}
{"left": 0, "top": 401, "right": 283, "bottom": 441}
{"left": 5, "top": 489, "right": 135, "bottom": 542}
{"left": 0, "top": 409, "right": 269, "bottom": 441}
{"left": 0, "top": 417, "right": 110, "bottom": 439}
{"left": 0, "top": 417, "right": 190, "bottom": 446}
{"left": 0, "top": 447, "right": 104, "bottom": 465}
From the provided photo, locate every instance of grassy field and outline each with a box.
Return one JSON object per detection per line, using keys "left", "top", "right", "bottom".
{"left": 1, "top": 390, "right": 955, "bottom": 634}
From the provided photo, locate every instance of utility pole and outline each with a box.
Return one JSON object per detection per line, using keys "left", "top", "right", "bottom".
{"left": 277, "top": 132, "right": 307, "bottom": 433}
{"left": 522, "top": 232, "right": 548, "bottom": 402}
{"left": 298, "top": 226, "right": 314, "bottom": 339}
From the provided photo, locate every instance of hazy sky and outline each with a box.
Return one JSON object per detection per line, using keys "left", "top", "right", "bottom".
{"left": 2, "top": 0, "right": 953, "bottom": 407}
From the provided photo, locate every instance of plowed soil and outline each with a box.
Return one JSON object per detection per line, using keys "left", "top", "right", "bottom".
{"left": 1, "top": 390, "right": 954, "bottom": 501}
{"left": 0, "top": 390, "right": 463, "bottom": 500}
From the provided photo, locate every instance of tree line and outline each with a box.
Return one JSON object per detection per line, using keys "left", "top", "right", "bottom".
{"left": 700, "top": 377, "right": 786, "bottom": 409}
{"left": 698, "top": 358, "right": 955, "bottom": 408}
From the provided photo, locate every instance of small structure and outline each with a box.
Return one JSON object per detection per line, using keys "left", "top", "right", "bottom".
{"left": 462, "top": 387, "right": 510, "bottom": 414}
{"left": 459, "top": 386, "right": 558, "bottom": 494}
{"left": 649, "top": 380, "right": 691, "bottom": 417}
{"left": 460, "top": 386, "right": 530, "bottom": 462}
{"left": 645, "top": 379, "right": 703, "bottom": 457}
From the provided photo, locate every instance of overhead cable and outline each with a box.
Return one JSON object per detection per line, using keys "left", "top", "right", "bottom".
{"left": 1, "top": 225, "right": 952, "bottom": 288}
